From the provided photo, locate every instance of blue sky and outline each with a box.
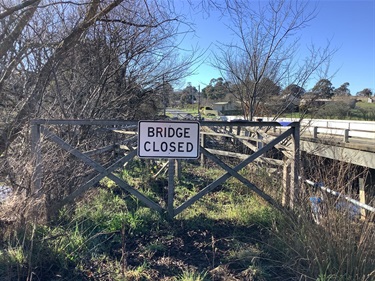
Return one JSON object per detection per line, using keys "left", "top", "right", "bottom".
{"left": 176, "top": 0, "right": 375, "bottom": 95}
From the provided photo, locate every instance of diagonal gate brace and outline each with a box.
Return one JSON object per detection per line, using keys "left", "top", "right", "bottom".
{"left": 174, "top": 128, "right": 293, "bottom": 216}
{"left": 39, "top": 126, "right": 163, "bottom": 213}
{"left": 58, "top": 150, "right": 138, "bottom": 208}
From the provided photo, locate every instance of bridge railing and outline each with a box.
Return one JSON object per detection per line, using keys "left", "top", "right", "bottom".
{"left": 302, "top": 126, "right": 375, "bottom": 143}
{"left": 256, "top": 117, "right": 375, "bottom": 144}
{"left": 303, "top": 119, "right": 375, "bottom": 142}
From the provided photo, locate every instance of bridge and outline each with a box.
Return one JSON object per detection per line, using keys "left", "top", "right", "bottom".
{"left": 263, "top": 118, "right": 375, "bottom": 169}
{"left": 214, "top": 117, "right": 375, "bottom": 168}
{"left": 171, "top": 109, "right": 375, "bottom": 168}
{"left": 206, "top": 118, "right": 375, "bottom": 217}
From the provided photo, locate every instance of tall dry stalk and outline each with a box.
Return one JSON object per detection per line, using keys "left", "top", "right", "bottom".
{"left": 268, "top": 155, "right": 375, "bottom": 281}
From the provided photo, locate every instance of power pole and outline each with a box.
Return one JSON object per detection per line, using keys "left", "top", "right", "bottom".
{"left": 198, "top": 85, "right": 201, "bottom": 120}
{"left": 163, "top": 75, "right": 166, "bottom": 116}
{"left": 188, "top": 82, "right": 193, "bottom": 104}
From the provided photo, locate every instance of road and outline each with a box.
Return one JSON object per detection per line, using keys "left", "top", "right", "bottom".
{"left": 166, "top": 108, "right": 188, "bottom": 116}
{"left": 166, "top": 108, "right": 199, "bottom": 120}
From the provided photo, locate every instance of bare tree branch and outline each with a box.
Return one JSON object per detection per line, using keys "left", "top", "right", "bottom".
{"left": 0, "top": 0, "right": 40, "bottom": 20}
{"left": 0, "top": 0, "right": 41, "bottom": 59}
{"left": 97, "top": 17, "right": 178, "bottom": 28}
{"left": 0, "top": 0, "right": 124, "bottom": 154}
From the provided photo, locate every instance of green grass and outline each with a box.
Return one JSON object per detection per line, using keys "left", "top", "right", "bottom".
{"left": 355, "top": 101, "right": 375, "bottom": 109}
{"left": 175, "top": 269, "right": 208, "bottom": 281}
{"left": 1, "top": 158, "right": 374, "bottom": 280}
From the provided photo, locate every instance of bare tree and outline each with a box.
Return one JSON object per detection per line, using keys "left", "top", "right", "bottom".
{"left": 1, "top": 1, "right": 121, "bottom": 153}
{"left": 212, "top": 0, "right": 335, "bottom": 120}
{"left": 0, "top": 0, "right": 197, "bottom": 206}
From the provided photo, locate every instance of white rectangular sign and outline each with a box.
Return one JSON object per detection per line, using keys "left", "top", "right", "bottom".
{"left": 138, "top": 121, "right": 200, "bottom": 159}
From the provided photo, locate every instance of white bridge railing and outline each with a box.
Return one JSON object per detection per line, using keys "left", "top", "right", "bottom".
{"left": 251, "top": 117, "right": 375, "bottom": 144}
{"left": 300, "top": 119, "right": 375, "bottom": 142}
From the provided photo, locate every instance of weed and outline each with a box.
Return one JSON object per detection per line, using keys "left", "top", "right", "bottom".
{"left": 0, "top": 246, "right": 27, "bottom": 280}
{"left": 175, "top": 269, "right": 208, "bottom": 281}
{"left": 4, "top": 246, "right": 25, "bottom": 264}
{"left": 124, "top": 262, "right": 152, "bottom": 281}
{"left": 316, "top": 272, "right": 339, "bottom": 281}
{"left": 267, "top": 204, "right": 375, "bottom": 281}
{"left": 227, "top": 243, "right": 262, "bottom": 268}
{"left": 100, "top": 176, "right": 117, "bottom": 189}
{"left": 144, "top": 241, "right": 167, "bottom": 257}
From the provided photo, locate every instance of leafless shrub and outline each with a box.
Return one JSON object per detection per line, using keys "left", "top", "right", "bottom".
{"left": 1, "top": 0, "right": 197, "bottom": 224}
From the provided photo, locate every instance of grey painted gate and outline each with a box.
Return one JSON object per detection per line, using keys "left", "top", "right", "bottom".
{"left": 31, "top": 119, "right": 300, "bottom": 218}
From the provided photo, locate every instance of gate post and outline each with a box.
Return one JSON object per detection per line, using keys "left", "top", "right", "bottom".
{"left": 31, "top": 122, "right": 42, "bottom": 193}
{"left": 200, "top": 133, "right": 206, "bottom": 166}
{"left": 359, "top": 178, "right": 366, "bottom": 219}
{"left": 256, "top": 132, "right": 264, "bottom": 150}
{"left": 168, "top": 159, "right": 175, "bottom": 218}
{"left": 290, "top": 122, "right": 300, "bottom": 209}
{"left": 175, "top": 159, "right": 182, "bottom": 180}
{"left": 282, "top": 159, "right": 290, "bottom": 207}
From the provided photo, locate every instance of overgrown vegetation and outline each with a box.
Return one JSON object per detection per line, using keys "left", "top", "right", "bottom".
{"left": 278, "top": 100, "right": 375, "bottom": 121}
{"left": 1, "top": 157, "right": 374, "bottom": 280}
{"left": 349, "top": 102, "right": 375, "bottom": 121}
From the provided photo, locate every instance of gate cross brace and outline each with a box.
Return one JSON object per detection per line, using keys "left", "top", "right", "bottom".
{"left": 39, "top": 126, "right": 163, "bottom": 213}
{"left": 174, "top": 128, "right": 293, "bottom": 216}
{"left": 200, "top": 147, "right": 282, "bottom": 211}
{"left": 34, "top": 123, "right": 298, "bottom": 219}
{"left": 58, "top": 150, "right": 137, "bottom": 208}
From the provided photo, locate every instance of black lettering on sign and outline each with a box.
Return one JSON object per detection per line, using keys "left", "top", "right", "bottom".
{"left": 140, "top": 122, "right": 198, "bottom": 158}
{"left": 160, "top": 142, "right": 168, "bottom": 152}
{"left": 178, "top": 142, "right": 184, "bottom": 152}
{"left": 156, "top": 127, "right": 163, "bottom": 137}
{"left": 148, "top": 126, "right": 192, "bottom": 138}
{"left": 184, "top": 128, "right": 191, "bottom": 138}
{"left": 144, "top": 141, "right": 151, "bottom": 151}
{"left": 152, "top": 142, "right": 159, "bottom": 152}
{"left": 186, "top": 142, "right": 193, "bottom": 152}
{"left": 147, "top": 128, "right": 155, "bottom": 137}
{"left": 170, "top": 142, "right": 176, "bottom": 152}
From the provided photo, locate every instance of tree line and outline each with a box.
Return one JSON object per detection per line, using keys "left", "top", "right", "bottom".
{"left": 177, "top": 77, "right": 373, "bottom": 114}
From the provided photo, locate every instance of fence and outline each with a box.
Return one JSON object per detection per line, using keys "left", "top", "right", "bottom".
{"left": 30, "top": 119, "right": 300, "bottom": 218}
